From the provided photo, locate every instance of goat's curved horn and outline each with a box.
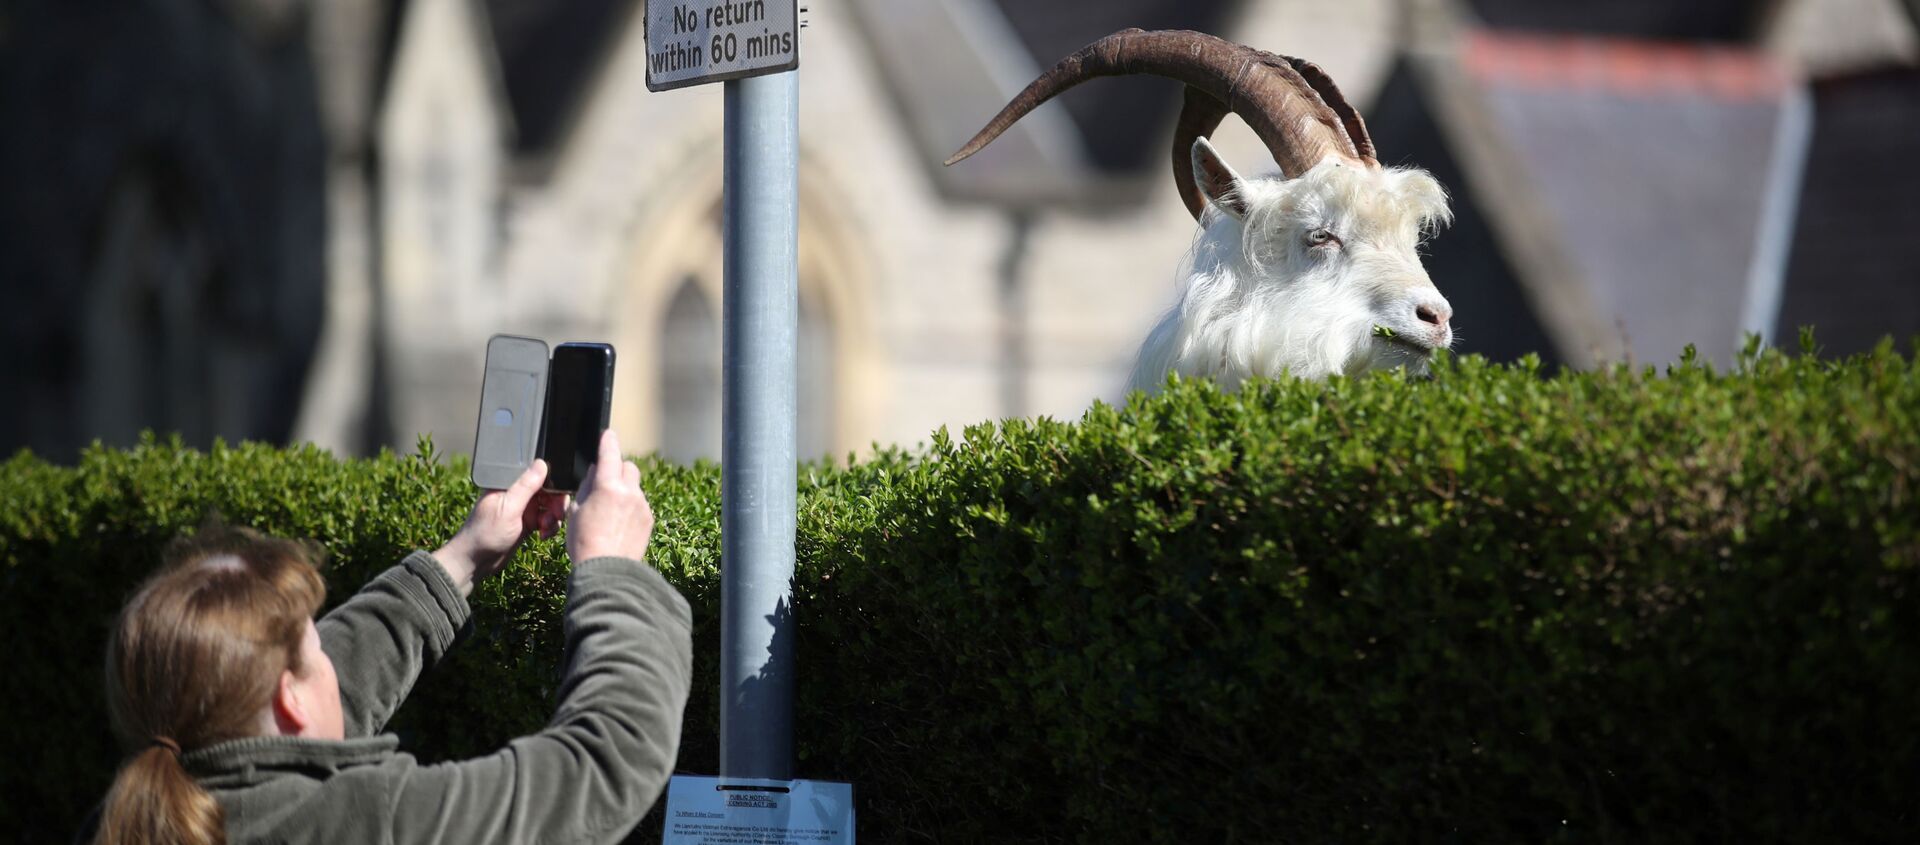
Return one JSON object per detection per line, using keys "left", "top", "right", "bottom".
{"left": 944, "top": 28, "right": 1378, "bottom": 219}
{"left": 1285, "top": 56, "right": 1376, "bottom": 163}
{"left": 1171, "top": 87, "right": 1231, "bottom": 219}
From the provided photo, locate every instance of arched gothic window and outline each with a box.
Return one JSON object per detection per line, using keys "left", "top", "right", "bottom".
{"left": 659, "top": 276, "right": 721, "bottom": 465}
{"left": 653, "top": 276, "right": 837, "bottom": 464}
{"left": 796, "top": 291, "right": 836, "bottom": 461}
{"left": 80, "top": 163, "right": 239, "bottom": 449}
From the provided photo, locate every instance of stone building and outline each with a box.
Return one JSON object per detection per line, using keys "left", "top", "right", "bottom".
{"left": 300, "top": 0, "right": 1412, "bottom": 461}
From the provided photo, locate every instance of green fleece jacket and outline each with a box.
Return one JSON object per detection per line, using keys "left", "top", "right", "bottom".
{"left": 178, "top": 551, "right": 693, "bottom": 844}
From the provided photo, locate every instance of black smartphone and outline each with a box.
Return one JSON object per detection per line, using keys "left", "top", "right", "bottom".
{"left": 539, "top": 343, "right": 616, "bottom": 492}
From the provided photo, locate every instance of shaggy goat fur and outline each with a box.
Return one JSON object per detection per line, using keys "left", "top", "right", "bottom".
{"left": 1129, "top": 157, "right": 1455, "bottom": 393}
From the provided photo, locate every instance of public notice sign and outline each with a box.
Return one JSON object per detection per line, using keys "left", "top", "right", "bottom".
{"left": 645, "top": 0, "right": 800, "bottom": 92}
{"left": 662, "top": 775, "right": 854, "bottom": 844}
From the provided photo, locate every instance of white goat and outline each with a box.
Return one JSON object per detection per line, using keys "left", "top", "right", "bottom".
{"left": 946, "top": 29, "right": 1456, "bottom": 393}
{"left": 1130, "top": 141, "right": 1454, "bottom": 392}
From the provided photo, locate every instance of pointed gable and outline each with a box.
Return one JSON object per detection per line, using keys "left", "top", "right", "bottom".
{"left": 1457, "top": 31, "right": 1809, "bottom": 365}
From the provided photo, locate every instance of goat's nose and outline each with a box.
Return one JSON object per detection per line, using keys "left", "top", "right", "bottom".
{"left": 1416, "top": 301, "right": 1451, "bottom": 328}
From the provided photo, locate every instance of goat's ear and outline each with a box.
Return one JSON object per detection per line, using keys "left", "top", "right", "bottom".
{"left": 1191, "top": 137, "right": 1248, "bottom": 219}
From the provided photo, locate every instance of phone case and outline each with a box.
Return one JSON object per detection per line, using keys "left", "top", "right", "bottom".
{"left": 471, "top": 334, "right": 551, "bottom": 490}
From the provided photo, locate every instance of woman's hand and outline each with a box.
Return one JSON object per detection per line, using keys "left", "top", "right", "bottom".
{"left": 567, "top": 430, "right": 655, "bottom": 564}
{"left": 434, "top": 460, "right": 570, "bottom": 597}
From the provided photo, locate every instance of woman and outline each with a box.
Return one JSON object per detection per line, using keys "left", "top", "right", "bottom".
{"left": 89, "top": 430, "right": 689, "bottom": 844}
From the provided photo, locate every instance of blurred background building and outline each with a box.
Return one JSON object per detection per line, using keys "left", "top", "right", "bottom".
{"left": 2, "top": 0, "right": 1916, "bottom": 462}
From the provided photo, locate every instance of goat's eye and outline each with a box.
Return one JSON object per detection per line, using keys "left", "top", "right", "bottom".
{"left": 1306, "top": 228, "right": 1341, "bottom": 249}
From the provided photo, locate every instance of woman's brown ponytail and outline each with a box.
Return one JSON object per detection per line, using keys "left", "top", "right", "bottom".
{"left": 92, "top": 525, "right": 327, "bottom": 845}
{"left": 91, "top": 743, "right": 224, "bottom": 845}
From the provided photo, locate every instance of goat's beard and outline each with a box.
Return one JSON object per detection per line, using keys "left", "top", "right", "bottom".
{"left": 1365, "top": 334, "right": 1437, "bottom": 377}
{"left": 1130, "top": 304, "right": 1428, "bottom": 393}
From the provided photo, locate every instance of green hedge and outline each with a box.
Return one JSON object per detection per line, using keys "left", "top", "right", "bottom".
{"left": 4, "top": 341, "right": 1917, "bottom": 842}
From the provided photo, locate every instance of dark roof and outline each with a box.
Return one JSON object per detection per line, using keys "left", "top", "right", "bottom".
{"left": 483, "top": 0, "right": 637, "bottom": 153}
{"left": 1459, "top": 31, "right": 1802, "bottom": 366}
{"left": 1463, "top": 0, "right": 1761, "bottom": 42}
{"left": 984, "top": 0, "right": 1238, "bottom": 174}
{"left": 1775, "top": 68, "right": 1920, "bottom": 356}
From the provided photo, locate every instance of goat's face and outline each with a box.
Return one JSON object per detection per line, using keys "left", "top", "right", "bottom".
{"left": 1192, "top": 138, "right": 1454, "bottom": 379}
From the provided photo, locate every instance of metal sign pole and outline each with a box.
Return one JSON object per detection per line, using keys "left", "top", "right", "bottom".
{"left": 719, "top": 68, "right": 798, "bottom": 781}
